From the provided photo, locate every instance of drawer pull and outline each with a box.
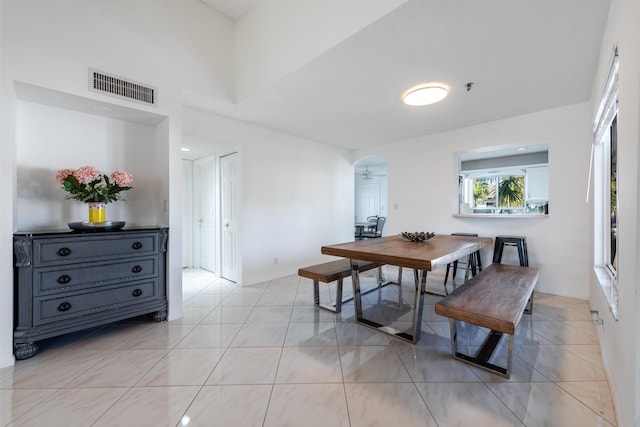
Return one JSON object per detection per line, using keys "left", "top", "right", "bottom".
{"left": 132, "top": 242, "right": 143, "bottom": 250}
{"left": 132, "top": 289, "right": 143, "bottom": 297}
{"left": 131, "top": 265, "right": 142, "bottom": 273}
{"left": 57, "top": 275, "right": 71, "bottom": 284}
{"left": 57, "top": 247, "right": 71, "bottom": 257}
{"left": 58, "top": 302, "right": 72, "bottom": 312}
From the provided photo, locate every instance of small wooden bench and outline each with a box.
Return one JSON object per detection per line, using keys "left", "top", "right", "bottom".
{"left": 298, "top": 259, "right": 384, "bottom": 313}
{"left": 435, "top": 263, "right": 539, "bottom": 378}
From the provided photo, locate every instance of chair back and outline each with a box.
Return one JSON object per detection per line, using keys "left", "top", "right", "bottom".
{"left": 375, "top": 217, "right": 386, "bottom": 236}
{"left": 360, "top": 216, "right": 386, "bottom": 239}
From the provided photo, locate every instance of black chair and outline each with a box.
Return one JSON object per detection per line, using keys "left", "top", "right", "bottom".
{"left": 493, "top": 235, "right": 532, "bottom": 313}
{"left": 493, "top": 236, "right": 528, "bottom": 266}
{"left": 365, "top": 216, "right": 378, "bottom": 230}
{"left": 443, "top": 233, "right": 482, "bottom": 294}
{"left": 355, "top": 217, "right": 379, "bottom": 240}
{"left": 354, "top": 225, "right": 363, "bottom": 240}
{"left": 360, "top": 217, "right": 386, "bottom": 239}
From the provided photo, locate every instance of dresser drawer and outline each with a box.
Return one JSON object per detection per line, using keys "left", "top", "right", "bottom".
{"left": 34, "top": 280, "right": 158, "bottom": 325}
{"left": 34, "top": 257, "right": 158, "bottom": 296}
{"left": 33, "top": 233, "right": 159, "bottom": 266}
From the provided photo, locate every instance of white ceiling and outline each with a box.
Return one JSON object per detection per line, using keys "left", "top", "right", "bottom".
{"left": 194, "top": 0, "right": 610, "bottom": 151}
{"left": 198, "top": 0, "right": 267, "bottom": 19}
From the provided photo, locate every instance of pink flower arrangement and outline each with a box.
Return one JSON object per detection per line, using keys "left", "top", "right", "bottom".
{"left": 56, "top": 166, "right": 133, "bottom": 203}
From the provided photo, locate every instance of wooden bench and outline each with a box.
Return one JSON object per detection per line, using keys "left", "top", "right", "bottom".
{"left": 298, "top": 259, "right": 384, "bottom": 313}
{"left": 435, "top": 263, "right": 539, "bottom": 378}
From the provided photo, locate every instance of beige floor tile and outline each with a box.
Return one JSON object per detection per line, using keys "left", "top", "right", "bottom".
{"left": 276, "top": 346, "right": 343, "bottom": 383}
{"left": 8, "top": 387, "right": 127, "bottom": 427}
{"left": 345, "top": 383, "right": 437, "bottom": 426}
{"left": 417, "top": 382, "right": 524, "bottom": 426}
{"left": 121, "top": 323, "right": 196, "bottom": 350}
{"left": 257, "top": 292, "right": 298, "bottom": 306}
{"left": 487, "top": 382, "right": 614, "bottom": 426}
{"left": 183, "top": 385, "right": 272, "bottom": 427}
{"left": 264, "top": 384, "right": 350, "bottom": 427}
{"left": 201, "top": 306, "right": 253, "bottom": 324}
{"left": 229, "top": 322, "right": 288, "bottom": 347}
{"left": 246, "top": 305, "right": 293, "bottom": 323}
{"left": 206, "top": 347, "right": 281, "bottom": 385}
{"left": 220, "top": 292, "right": 263, "bottom": 307}
{"left": 0, "top": 389, "right": 57, "bottom": 425}
{"left": 183, "top": 292, "right": 225, "bottom": 307}
{"left": 65, "top": 349, "right": 167, "bottom": 387}
{"left": 290, "top": 305, "right": 337, "bottom": 323}
{"left": 526, "top": 320, "right": 599, "bottom": 345}
{"left": 340, "top": 345, "right": 411, "bottom": 382}
{"left": 92, "top": 386, "right": 200, "bottom": 427}
{"left": 136, "top": 348, "right": 224, "bottom": 386}
{"left": 512, "top": 344, "right": 607, "bottom": 381}
{"left": 168, "top": 306, "right": 215, "bottom": 324}
{"left": 334, "top": 322, "right": 392, "bottom": 346}
{"left": 1, "top": 350, "right": 108, "bottom": 389}
{"left": 284, "top": 322, "right": 338, "bottom": 346}
{"left": 174, "top": 323, "right": 242, "bottom": 348}
{"left": 557, "top": 381, "right": 617, "bottom": 425}
{"left": 394, "top": 344, "right": 482, "bottom": 382}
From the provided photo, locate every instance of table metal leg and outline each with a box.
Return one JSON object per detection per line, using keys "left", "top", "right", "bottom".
{"left": 314, "top": 267, "right": 401, "bottom": 314}
{"left": 350, "top": 259, "right": 426, "bottom": 343}
{"left": 351, "top": 260, "right": 364, "bottom": 316}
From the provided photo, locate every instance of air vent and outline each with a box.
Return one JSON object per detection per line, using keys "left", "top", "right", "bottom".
{"left": 89, "top": 68, "right": 156, "bottom": 106}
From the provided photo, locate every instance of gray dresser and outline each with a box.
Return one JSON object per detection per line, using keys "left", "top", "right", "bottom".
{"left": 13, "top": 227, "right": 168, "bottom": 359}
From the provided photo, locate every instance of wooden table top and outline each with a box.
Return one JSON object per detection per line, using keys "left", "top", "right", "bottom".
{"left": 321, "top": 234, "right": 493, "bottom": 271}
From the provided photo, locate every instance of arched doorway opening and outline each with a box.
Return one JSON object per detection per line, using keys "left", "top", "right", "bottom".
{"left": 354, "top": 156, "right": 388, "bottom": 226}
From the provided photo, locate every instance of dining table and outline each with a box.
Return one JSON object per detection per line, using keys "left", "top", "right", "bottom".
{"left": 321, "top": 234, "right": 493, "bottom": 343}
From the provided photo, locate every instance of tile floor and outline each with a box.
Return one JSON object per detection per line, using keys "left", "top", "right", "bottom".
{"left": 1, "top": 267, "right": 617, "bottom": 426}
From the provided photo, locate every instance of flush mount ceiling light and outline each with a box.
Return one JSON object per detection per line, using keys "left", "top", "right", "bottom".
{"left": 402, "top": 83, "right": 449, "bottom": 106}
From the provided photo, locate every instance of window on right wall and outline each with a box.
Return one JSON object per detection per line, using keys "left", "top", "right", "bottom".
{"left": 592, "top": 49, "right": 618, "bottom": 318}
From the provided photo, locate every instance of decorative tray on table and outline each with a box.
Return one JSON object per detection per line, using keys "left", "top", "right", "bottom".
{"left": 68, "top": 221, "right": 126, "bottom": 231}
{"left": 400, "top": 231, "right": 436, "bottom": 242}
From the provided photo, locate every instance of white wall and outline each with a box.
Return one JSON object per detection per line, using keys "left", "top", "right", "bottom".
{"left": 182, "top": 107, "right": 354, "bottom": 285}
{"left": 15, "top": 101, "right": 161, "bottom": 229}
{"left": 356, "top": 103, "right": 593, "bottom": 299}
{"left": 236, "top": 0, "right": 409, "bottom": 100}
{"left": 0, "top": 0, "right": 235, "bottom": 368}
{"left": 588, "top": 0, "right": 640, "bottom": 425}
{"left": 0, "top": 0, "right": 16, "bottom": 369}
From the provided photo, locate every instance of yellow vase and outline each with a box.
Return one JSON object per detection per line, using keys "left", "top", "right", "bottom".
{"left": 88, "top": 202, "right": 106, "bottom": 223}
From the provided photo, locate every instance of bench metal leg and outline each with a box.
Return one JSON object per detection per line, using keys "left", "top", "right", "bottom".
{"left": 313, "top": 279, "right": 342, "bottom": 313}
{"left": 449, "top": 319, "right": 514, "bottom": 379}
{"left": 525, "top": 291, "right": 534, "bottom": 315}
{"left": 313, "top": 268, "right": 403, "bottom": 314}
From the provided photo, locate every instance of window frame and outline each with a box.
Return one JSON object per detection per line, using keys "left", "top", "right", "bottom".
{"left": 592, "top": 50, "right": 619, "bottom": 318}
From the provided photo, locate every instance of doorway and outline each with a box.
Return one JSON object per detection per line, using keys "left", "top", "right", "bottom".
{"left": 354, "top": 157, "right": 388, "bottom": 223}
{"left": 181, "top": 137, "right": 240, "bottom": 285}
{"left": 194, "top": 155, "right": 216, "bottom": 272}
{"left": 220, "top": 152, "right": 240, "bottom": 282}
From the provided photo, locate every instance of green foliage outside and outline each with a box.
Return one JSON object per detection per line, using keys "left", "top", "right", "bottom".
{"left": 498, "top": 176, "right": 524, "bottom": 207}
{"left": 473, "top": 180, "right": 488, "bottom": 204}
{"left": 472, "top": 175, "right": 524, "bottom": 207}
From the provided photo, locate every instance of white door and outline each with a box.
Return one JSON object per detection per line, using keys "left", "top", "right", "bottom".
{"left": 355, "top": 181, "right": 381, "bottom": 222}
{"left": 220, "top": 153, "right": 240, "bottom": 282}
{"left": 195, "top": 156, "right": 216, "bottom": 272}
{"left": 181, "top": 160, "right": 194, "bottom": 268}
